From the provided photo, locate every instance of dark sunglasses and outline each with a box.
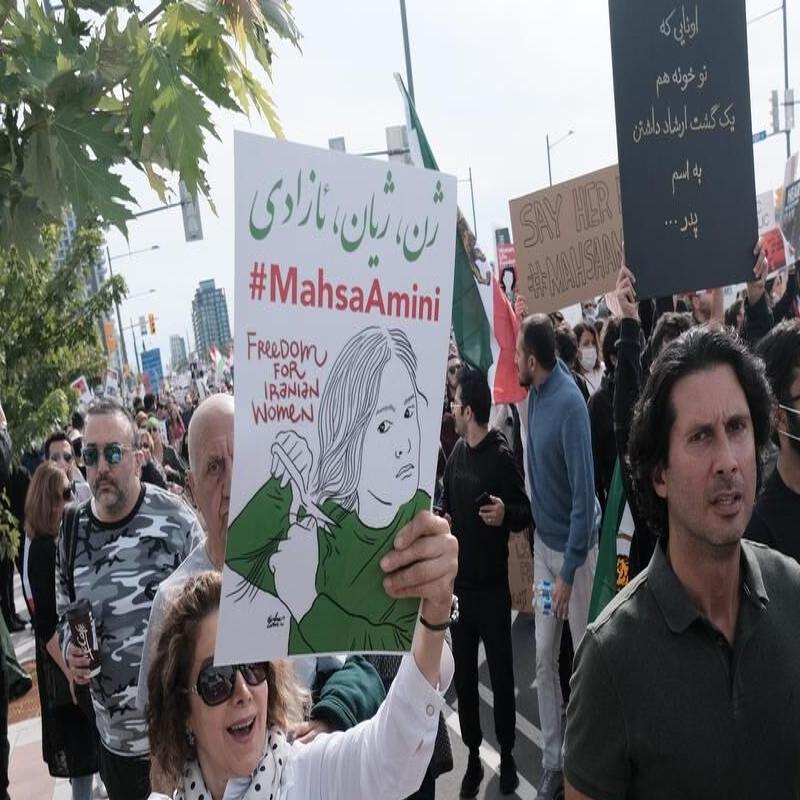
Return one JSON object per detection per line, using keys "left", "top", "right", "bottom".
{"left": 50, "top": 451, "right": 73, "bottom": 463}
{"left": 62, "top": 486, "right": 74, "bottom": 501}
{"left": 189, "top": 662, "right": 268, "bottom": 707}
{"left": 83, "top": 443, "right": 131, "bottom": 467}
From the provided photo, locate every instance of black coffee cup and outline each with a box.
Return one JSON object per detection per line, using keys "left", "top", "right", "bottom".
{"left": 66, "top": 599, "right": 100, "bottom": 678}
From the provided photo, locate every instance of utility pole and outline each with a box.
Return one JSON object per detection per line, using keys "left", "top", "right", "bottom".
{"left": 783, "top": 0, "right": 791, "bottom": 158}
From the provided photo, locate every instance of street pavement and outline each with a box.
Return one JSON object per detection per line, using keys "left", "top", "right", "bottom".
{"left": 8, "top": 573, "right": 549, "bottom": 799}
{"left": 438, "top": 612, "right": 546, "bottom": 800}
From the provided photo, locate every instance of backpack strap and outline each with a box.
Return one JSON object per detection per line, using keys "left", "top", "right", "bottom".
{"left": 62, "top": 499, "right": 90, "bottom": 603}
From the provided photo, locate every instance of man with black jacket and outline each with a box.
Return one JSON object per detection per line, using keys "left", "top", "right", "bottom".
{"left": 443, "top": 366, "right": 531, "bottom": 798}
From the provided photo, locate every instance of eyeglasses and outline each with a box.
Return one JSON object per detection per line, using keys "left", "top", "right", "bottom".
{"left": 450, "top": 400, "right": 462, "bottom": 410}
{"left": 83, "top": 444, "right": 132, "bottom": 467}
{"left": 62, "top": 486, "right": 74, "bottom": 501}
{"left": 188, "top": 662, "right": 268, "bottom": 707}
{"left": 49, "top": 452, "right": 73, "bottom": 464}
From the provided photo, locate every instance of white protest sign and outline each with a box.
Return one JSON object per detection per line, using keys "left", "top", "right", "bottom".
{"left": 217, "top": 133, "right": 456, "bottom": 663}
{"left": 70, "top": 376, "right": 93, "bottom": 407}
{"left": 104, "top": 368, "right": 120, "bottom": 398}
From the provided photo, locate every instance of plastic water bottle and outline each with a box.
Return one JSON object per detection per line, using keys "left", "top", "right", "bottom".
{"left": 535, "top": 579, "right": 554, "bottom": 616}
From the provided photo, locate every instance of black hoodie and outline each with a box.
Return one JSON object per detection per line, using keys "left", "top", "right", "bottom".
{"left": 442, "top": 429, "right": 531, "bottom": 592}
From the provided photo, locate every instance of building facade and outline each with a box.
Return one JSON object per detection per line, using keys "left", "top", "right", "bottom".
{"left": 169, "top": 334, "right": 189, "bottom": 372}
{"left": 191, "top": 279, "right": 232, "bottom": 361}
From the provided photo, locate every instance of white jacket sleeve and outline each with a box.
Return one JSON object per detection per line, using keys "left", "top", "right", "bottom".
{"left": 286, "top": 647, "right": 454, "bottom": 800}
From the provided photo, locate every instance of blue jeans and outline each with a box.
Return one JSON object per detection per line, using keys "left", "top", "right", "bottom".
{"left": 71, "top": 773, "right": 94, "bottom": 800}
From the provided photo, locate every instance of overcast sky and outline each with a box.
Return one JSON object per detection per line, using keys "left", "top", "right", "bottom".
{"left": 104, "top": 0, "right": 799, "bottom": 368}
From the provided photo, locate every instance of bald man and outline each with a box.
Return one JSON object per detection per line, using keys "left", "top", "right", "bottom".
{"left": 135, "top": 393, "right": 234, "bottom": 712}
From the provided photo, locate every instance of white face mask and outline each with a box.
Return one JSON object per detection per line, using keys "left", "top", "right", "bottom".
{"left": 579, "top": 347, "right": 597, "bottom": 373}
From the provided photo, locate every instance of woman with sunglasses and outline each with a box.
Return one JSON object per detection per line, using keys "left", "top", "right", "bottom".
{"left": 148, "top": 533, "right": 455, "bottom": 800}
{"left": 23, "top": 461, "right": 99, "bottom": 800}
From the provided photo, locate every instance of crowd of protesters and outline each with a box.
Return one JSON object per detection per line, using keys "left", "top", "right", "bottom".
{"left": 0, "top": 245, "right": 799, "bottom": 800}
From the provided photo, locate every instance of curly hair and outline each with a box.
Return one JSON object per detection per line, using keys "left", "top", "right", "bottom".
{"left": 146, "top": 572, "right": 307, "bottom": 789}
{"left": 627, "top": 326, "right": 773, "bottom": 538}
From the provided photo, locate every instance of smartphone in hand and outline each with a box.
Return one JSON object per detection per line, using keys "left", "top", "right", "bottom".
{"left": 475, "top": 491, "right": 491, "bottom": 509}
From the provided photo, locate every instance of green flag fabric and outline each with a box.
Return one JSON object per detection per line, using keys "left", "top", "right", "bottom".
{"left": 395, "top": 75, "right": 493, "bottom": 374}
{"left": 588, "top": 459, "right": 627, "bottom": 623}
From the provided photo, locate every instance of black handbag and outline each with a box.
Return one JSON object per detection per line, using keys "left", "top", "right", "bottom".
{"left": 39, "top": 637, "right": 74, "bottom": 709}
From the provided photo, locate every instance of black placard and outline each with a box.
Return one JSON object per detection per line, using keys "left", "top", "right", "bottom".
{"left": 609, "top": 1, "right": 757, "bottom": 299}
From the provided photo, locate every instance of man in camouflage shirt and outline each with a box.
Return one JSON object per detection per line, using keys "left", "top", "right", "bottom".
{"left": 60, "top": 400, "right": 201, "bottom": 800}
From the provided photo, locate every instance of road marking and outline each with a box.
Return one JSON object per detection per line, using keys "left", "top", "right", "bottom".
{"left": 476, "top": 682, "right": 544, "bottom": 749}
{"left": 444, "top": 709, "right": 538, "bottom": 800}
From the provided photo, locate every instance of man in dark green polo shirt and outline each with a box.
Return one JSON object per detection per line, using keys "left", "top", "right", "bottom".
{"left": 564, "top": 327, "right": 800, "bottom": 800}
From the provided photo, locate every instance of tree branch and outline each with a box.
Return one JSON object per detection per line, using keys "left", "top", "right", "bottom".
{"left": 142, "top": 0, "right": 170, "bottom": 25}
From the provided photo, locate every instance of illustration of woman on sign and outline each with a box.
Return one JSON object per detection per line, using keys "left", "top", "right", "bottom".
{"left": 224, "top": 325, "right": 430, "bottom": 654}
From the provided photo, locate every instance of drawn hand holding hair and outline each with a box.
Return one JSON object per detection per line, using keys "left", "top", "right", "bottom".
{"left": 227, "top": 326, "right": 431, "bottom": 653}
{"left": 269, "top": 431, "right": 332, "bottom": 620}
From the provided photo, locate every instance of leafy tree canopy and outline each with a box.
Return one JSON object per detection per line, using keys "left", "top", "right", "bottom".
{"left": 0, "top": 220, "right": 126, "bottom": 453}
{"left": 0, "top": 0, "right": 300, "bottom": 256}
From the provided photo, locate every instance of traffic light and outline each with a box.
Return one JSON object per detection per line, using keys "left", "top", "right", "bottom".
{"left": 771, "top": 89, "right": 781, "bottom": 134}
{"left": 147, "top": 313, "right": 156, "bottom": 335}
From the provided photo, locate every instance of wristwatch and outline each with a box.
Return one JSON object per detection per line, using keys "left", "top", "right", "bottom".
{"left": 419, "top": 595, "right": 459, "bottom": 631}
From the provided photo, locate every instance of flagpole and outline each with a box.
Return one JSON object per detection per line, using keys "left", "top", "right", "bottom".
{"left": 399, "top": 0, "right": 415, "bottom": 105}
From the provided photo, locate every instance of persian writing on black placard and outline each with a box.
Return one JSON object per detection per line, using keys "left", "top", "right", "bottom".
{"left": 608, "top": 1, "right": 757, "bottom": 299}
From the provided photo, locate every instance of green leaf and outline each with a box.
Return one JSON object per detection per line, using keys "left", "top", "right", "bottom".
{"left": 50, "top": 108, "right": 134, "bottom": 231}
{"left": 21, "top": 120, "right": 64, "bottom": 216}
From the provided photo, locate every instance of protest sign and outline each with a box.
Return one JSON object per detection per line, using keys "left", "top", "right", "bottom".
{"left": 756, "top": 189, "right": 787, "bottom": 277}
{"left": 509, "top": 165, "right": 622, "bottom": 314}
{"left": 141, "top": 348, "right": 164, "bottom": 394}
{"left": 69, "top": 376, "right": 93, "bottom": 407}
{"left": 217, "top": 132, "right": 456, "bottom": 663}
{"left": 104, "top": 368, "right": 120, "bottom": 398}
{"left": 508, "top": 530, "right": 533, "bottom": 614}
{"left": 782, "top": 178, "right": 800, "bottom": 259}
{"left": 609, "top": 0, "right": 757, "bottom": 298}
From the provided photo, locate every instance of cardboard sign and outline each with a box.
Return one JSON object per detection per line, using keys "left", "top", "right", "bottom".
{"left": 217, "top": 133, "right": 456, "bottom": 663}
{"left": 508, "top": 530, "right": 534, "bottom": 614}
{"left": 609, "top": 0, "right": 757, "bottom": 298}
{"left": 509, "top": 165, "right": 623, "bottom": 314}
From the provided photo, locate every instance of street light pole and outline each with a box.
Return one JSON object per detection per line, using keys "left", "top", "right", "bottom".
{"left": 546, "top": 133, "right": 552, "bottom": 187}
{"left": 130, "top": 318, "right": 142, "bottom": 375}
{"left": 106, "top": 245, "right": 129, "bottom": 372}
{"left": 106, "top": 244, "right": 160, "bottom": 373}
{"left": 783, "top": 0, "right": 791, "bottom": 158}
{"left": 546, "top": 130, "right": 574, "bottom": 186}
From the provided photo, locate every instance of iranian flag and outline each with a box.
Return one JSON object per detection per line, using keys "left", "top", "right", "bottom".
{"left": 396, "top": 75, "right": 525, "bottom": 404}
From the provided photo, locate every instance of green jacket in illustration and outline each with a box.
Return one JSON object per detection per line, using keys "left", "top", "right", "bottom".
{"left": 225, "top": 477, "right": 430, "bottom": 654}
